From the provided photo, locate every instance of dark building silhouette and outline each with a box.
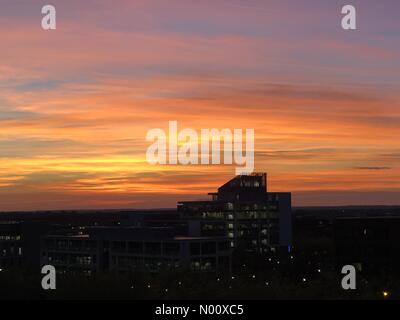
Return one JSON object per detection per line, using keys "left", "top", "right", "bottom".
{"left": 41, "top": 227, "right": 231, "bottom": 274}
{"left": 0, "top": 173, "right": 292, "bottom": 274}
{"left": 178, "top": 173, "right": 292, "bottom": 254}
{"left": 0, "top": 221, "right": 53, "bottom": 270}
{"left": 0, "top": 222, "right": 23, "bottom": 269}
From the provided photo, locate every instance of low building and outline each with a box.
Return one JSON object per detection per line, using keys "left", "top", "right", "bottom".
{"left": 41, "top": 227, "right": 231, "bottom": 274}
{"left": 0, "top": 221, "right": 53, "bottom": 271}
{"left": 0, "top": 222, "right": 23, "bottom": 270}
{"left": 39, "top": 173, "right": 292, "bottom": 274}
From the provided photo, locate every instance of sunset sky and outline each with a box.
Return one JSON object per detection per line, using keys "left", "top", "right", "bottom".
{"left": 1, "top": 0, "right": 400, "bottom": 211}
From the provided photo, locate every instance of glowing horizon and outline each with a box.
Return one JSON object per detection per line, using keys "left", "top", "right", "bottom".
{"left": 1, "top": 0, "right": 400, "bottom": 211}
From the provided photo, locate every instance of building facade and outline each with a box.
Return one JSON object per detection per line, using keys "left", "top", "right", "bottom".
{"left": 37, "top": 173, "right": 291, "bottom": 274}
{"left": 0, "top": 222, "right": 23, "bottom": 270}
{"left": 41, "top": 227, "right": 231, "bottom": 274}
{"left": 178, "top": 173, "right": 292, "bottom": 254}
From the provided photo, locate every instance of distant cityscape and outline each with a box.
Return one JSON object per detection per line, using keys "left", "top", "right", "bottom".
{"left": 1, "top": 172, "right": 400, "bottom": 299}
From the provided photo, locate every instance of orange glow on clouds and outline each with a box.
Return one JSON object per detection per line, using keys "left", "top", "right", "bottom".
{"left": 0, "top": 1, "right": 400, "bottom": 210}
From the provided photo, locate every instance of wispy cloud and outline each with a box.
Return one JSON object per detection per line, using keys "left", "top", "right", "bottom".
{"left": 355, "top": 167, "right": 392, "bottom": 170}
{"left": 0, "top": 1, "right": 400, "bottom": 210}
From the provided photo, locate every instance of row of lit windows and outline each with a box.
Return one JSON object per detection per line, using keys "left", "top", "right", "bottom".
{"left": 113, "top": 256, "right": 181, "bottom": 269}
{"left": 45, "top": 240, "right": 97, "bottom": 250}
{"left": 45, "top": 254, "right": 94, "bottom": 266}
{"left": 0, "top": 235, "right": 21, "bottom": 241}
{"left": 1, "top": 247, "right": 22, "bottom": 256}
